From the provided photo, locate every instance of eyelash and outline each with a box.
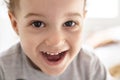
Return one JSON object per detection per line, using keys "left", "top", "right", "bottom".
{"left": 63, "top": 20, "right": 78, "bottom": 27}
{"left": 31, "top": 20, "right": 45, "bottom": 28}
{"left": 30, "top": 20, "right": 79, "bottom": 28}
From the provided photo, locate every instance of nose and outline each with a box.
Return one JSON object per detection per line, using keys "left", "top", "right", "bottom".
{"left": 44, "top": 30, "right": 65, "bottom": 47}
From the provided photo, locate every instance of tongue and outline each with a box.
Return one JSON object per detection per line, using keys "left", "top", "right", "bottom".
{"left": 42, "top": 53, "right": 62, "bottom": 61}
{"left": 47, "top": 55, "right": 61, "bottom": 61}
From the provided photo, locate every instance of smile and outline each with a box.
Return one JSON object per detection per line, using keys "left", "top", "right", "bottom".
{"left": 40, "top": 50, "right": 68, "bottom": 65}
{"left": 42, "top": 51, "right": 67, "bottom": 61}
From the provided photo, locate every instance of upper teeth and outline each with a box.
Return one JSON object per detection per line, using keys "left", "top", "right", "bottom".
{"left": 44, "top": 52, "right": 60, "bottom": 55}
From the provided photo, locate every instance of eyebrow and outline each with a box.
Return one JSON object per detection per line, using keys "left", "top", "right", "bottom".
{"left": 24, "top": 12, "right": 82, "bottom": 18}
{"left": 65, "top": 12, "right": 82, "bottom": 18}
{"left": 24, "top": 13, "right": 46, "bottom": 18}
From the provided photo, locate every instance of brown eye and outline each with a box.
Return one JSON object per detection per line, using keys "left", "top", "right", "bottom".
{"left": 64, "top": 21, "right": 76, "bottom": 27}
{"left": 32, "top": 21, "right": 45, "bottom": 28}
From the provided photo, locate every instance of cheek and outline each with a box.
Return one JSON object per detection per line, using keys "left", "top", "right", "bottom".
{"left": 68, "top": 30, "right": 83, "bottom": 53}
{"left": 18, "top": 30, "right": 38, "bottom": 53}
{"left": 73, "top": 35, "right": 82, "bottom": 50}
{"left": 21, "top": 36, "right": 39, "bottom": 51}
{"left": 70, "top": 30, "right": 82, "bottom": 45}
{"left": 20, "top": 35, "right": 40, "bottom": 63}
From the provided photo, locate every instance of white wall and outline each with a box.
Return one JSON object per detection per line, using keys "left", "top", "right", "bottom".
{"left": 0, "top": 0, "right": 19, "bottom": 52}
{"left": 84, "top": 0, "right": 120, "bottom": 37}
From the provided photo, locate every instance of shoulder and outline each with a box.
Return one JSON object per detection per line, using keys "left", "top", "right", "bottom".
{"left": 0, "top": 42, "right": 22, "bottom": 67}
{"left": 0, "top": 42, "right": 24, "bottom": 79}
{"left": 0, "top": 42, "right": 21, "bottom": 57}
{"left": 0, "top": 42, "right": 23, "bottom": 69}
{"left": 0, "top": 42, "right": 22, "bottom": 63}
{"left": 0, "top": 58, "right": 5, "bottom": 80}
{"left": 77, "top": 45, "right": 97, "bottom": 64}
{"left": 78, "top": 45, "right": 105, "bottom": 70}
{"left": 76, "top": 45, "right": 108, "bottom": 80}
{"left": 0, "top": 42, "right": 22, "bottom": 61}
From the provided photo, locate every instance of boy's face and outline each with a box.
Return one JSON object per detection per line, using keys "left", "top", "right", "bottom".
{"left": 9, "top": 0, "right": 85, "bottom": 76}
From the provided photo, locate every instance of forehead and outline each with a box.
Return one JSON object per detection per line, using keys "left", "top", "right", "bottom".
{"left": 20, "top": 0, "right": 84, "bottom": 5}
{"left": 19, "top": 0, "right": 84, "bottom": 10}
{"left": 19, "top": 0, "right": 84, "bottom": 18}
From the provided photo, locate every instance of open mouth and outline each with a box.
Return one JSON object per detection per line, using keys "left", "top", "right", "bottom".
{"left": 41, "top": 51, "right": 67, "bottom": 65}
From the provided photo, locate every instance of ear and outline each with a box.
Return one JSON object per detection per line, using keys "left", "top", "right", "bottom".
{"left": 8, "top": 11, "right": 19, "bottom": 35}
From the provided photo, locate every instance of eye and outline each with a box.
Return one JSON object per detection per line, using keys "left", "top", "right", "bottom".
{"left": 32, "top": 21, "right": 45, "bottom": 28}
{"left": 63, "top": 21, "right": 76, "bottom": 27}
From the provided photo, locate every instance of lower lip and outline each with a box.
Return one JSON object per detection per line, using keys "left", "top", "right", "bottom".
{"left": 40, "top": 51, "right": 67, "bottom": 66}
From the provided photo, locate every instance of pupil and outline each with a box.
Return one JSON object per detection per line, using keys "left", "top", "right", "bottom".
{"left": 65, "top": 21, "right": 74, "bottom": 26}
{"left": 33, "top": 21, "right": 42, "bottom": 27}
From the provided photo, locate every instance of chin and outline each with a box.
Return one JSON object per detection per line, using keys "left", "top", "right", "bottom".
{"left": 47, "top": 71, "right": 64, "bottom": 76}
{"left": 45, "top": 68, "right": 66, "bottom": 76}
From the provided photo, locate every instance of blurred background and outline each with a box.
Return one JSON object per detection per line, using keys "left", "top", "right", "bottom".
{"left": 0, "top": 0, "right": 120, "bottom": 79}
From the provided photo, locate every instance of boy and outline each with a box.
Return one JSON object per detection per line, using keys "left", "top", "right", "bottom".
{"left": 0, "top": 0, "right": 112, "bottom": 80}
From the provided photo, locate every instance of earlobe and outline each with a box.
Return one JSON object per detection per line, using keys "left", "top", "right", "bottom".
{"left": 8, "top": 11, "right": 19, "bottom": 35}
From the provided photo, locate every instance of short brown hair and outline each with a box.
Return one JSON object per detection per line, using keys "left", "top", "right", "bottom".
{"left": 5, "top": 0, "right": 86, "bottom": 15}
{"left": 5, "top": 0, "right": 19, "bottom": 15}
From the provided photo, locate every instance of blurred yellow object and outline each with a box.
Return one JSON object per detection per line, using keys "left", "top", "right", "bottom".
{"left": 86, "top": 26, "right": 120, "bottom": 48}
{"left": 109, "top": 64, "right": 120, "bottom": 79}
